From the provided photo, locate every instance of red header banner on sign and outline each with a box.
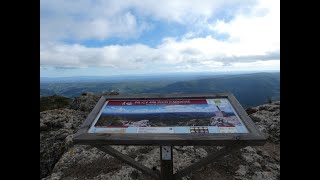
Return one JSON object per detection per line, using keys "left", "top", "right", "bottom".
{"left": 107, "top": 99, "right": 208, "bottom": 106}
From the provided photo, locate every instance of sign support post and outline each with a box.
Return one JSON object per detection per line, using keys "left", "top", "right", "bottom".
{"left": 160, "top": 146, "right": 173, "bottom": 180}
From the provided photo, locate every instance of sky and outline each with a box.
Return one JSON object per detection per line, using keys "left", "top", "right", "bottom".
{"left": 103, "top": 104, "right": 213, "bottom": 114}
{"left": 40, "top": 0, "right": 280, "bottom": 77}
{"left": 103, "top": 104, "right": 233, "bottom": 114}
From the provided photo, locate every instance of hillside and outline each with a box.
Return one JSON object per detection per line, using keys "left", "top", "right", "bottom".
{"left": 40, "top": 94, "right": 280, "bottom": 180}
{"left": 146, "top": 72, "right": 280, "bottom": 107}
{"left": 40, "top": 88, "right": 56, "bottom": 97}
{"left": 40, "top": 72, "right": 280, "bottom": 107}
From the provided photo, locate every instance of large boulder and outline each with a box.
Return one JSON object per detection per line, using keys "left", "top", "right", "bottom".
{"left": 69, "top": 93, "right": 100, "bottom": 112}
{"left": 40, "top": 109, "right": 87, "bottom": 179}
{"left": 248, "top": 101, "right": 280, "bottom": 144}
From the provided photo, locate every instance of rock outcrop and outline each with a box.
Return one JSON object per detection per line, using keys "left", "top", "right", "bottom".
{"left": 40, "top": 99, "right": 280, "bottom": 180}
{"left": 248, "top": 102, "right": 280, "bottom": 144}
{"left": 69, "top": 93, "right": 100, "bottom": 113}
{"left": 40, "top": 109, "right": 87, "bottom": 179}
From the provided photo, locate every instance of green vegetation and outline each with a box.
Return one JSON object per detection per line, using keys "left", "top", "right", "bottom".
{"left": 110, "top": 118, "right": 123, "bottom": 126}
{"left": 40, "top": 95, "right": 73, "bottom": 112}
{"left": 96, "top": 116, "right": 123, "bottom": 126}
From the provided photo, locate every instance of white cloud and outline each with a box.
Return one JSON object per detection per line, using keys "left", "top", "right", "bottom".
{"left": 40, "top": 43, "right": 156, "bottom": 69}
{"left": 163, "top": 105, "right": 214, "bottom": 113}
{"left": 210, "top": 0, "right": 280, "bottom": 56}
{"left": 127, "top": 0, "right": 255, "bottom": 24}
{"left": 40, "top": 0, "right": 255, "bottom": 42}
{"left": 40, "top": 0, "right": 280, "bottom": 72}
{"left": 41, "top": 36, "right": 279, "bottom": 70}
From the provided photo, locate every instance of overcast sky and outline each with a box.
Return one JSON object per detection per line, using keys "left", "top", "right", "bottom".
{"left": 40, "top": 0, "right": 280, "bottom": 77}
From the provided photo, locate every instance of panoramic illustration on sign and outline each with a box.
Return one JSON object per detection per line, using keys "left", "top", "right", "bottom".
{"left": 88, "top": 98, "right": 248, "bottom": 134}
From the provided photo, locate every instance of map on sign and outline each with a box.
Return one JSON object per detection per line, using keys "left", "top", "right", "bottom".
{"left": 88, "top": 98, "right": 248, "bottom": 134}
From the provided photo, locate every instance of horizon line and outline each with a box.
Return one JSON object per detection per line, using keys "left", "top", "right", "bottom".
{"left": 40, "top": 70, "right": 280, "bottom": 78}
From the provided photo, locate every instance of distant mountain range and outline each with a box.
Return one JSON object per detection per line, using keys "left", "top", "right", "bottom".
{"left": 40, "top": 72, "right": 280, "bottom": 107}
{"left": 40, "top": 71, "right": 276, "bottom": 83}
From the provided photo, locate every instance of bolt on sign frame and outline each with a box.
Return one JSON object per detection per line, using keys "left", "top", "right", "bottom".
{"left": 73, "top": 93, "right": 266, "bottom": 179}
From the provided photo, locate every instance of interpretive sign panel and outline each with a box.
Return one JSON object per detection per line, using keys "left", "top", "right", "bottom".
{"left": 73, "top": 93, "right": 266, "bottom": 146}
{"left": 88, "top": 98, "right": 248, "bottom": 134}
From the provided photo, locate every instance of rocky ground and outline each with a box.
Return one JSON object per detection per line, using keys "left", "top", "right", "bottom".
{"left": 40, "top": 94, "right": 280, "bottom": 180}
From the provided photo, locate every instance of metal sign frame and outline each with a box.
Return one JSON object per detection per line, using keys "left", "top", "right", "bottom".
{"left": 73, "top": 93, "right": 266, "bottom": 146}
{"left": 73, "top": 93, "right": 266, "bottom": 179}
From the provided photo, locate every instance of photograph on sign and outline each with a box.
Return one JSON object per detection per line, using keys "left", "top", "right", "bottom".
{"left": 89, "top": 98, "right": 248, "bottom": 134}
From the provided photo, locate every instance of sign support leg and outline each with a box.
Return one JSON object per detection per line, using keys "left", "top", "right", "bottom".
{"left": 160, "top": 146, "right": 173, "bottom": 180}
